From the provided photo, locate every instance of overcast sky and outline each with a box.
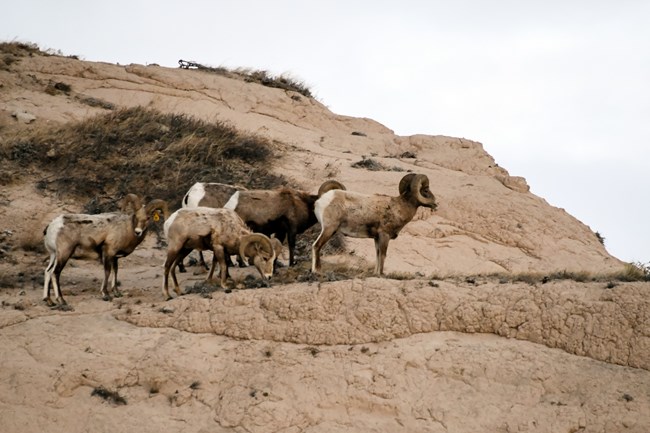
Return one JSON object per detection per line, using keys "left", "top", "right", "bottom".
{"left": 3, "top": 1, "right": 648, "bottom": 263}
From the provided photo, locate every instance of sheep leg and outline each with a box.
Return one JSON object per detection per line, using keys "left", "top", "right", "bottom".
{"left": 52, "top": 268, "right": 67, "bottom": 305}
{"left": 311, "top": 225, "right": 338, "bottom": 273}
{"left": 110, "top": 257, "right": 122, "bottom": 297}
{"left": 163, "top": 247, "right": 182, "bottom": 300}
{"left": 374, "top": 234, "right": 390, "bottom": 275}
{"left": 171, "top": 248, "right": 192, "bottom": 296}
{"left": 287, "top": 228, "right": 298, "bottom": 266}
{"left": 43, "top": 252, "right": 56, "bottom": 306}
{"left": 101, "top": 255, "right": 113, "bottom": 301}
{"left": 199, "top": 251, "right": 210, "bottom": 270}
{"left": 51, "top": 251, "right": 71, "bottom": 305}
{"left": 206, "top": 251, "right": 219, "bottom": 282}
{"left": 212, "top": 246, "right": 229, "bottom": 289}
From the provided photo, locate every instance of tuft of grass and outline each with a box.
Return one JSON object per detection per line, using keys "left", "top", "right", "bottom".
{"left": 384, "top": 271, "right": 419, "bottom": 281}
{"left": 77, "top": 96, "right": 115, "bottom": 110}
{"left": 91, "top": 386, "right": 127, "bottom": 405}
{"left": 351, "top": 157, "right": 386, "bottom": 171}
{"left": 177, "top": 60, "right": 313, "bottom": 98}
{"left": 614, "top": 262, "right": 650, "bottom": 282}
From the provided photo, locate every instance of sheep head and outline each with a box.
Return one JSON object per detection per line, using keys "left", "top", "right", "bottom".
{"left": 399, "top": 174, "right": 437, "bottom": 210}
{"left": 121, "top": 194, "right": 148, "bottom": 237}
{"left": 317, "top": 180, "right": 346, "bottom": 197}
{"left": 146, "top": 199, "right": 170, "bottom": 223}
{"left": 239, "top": 233, "right": 276, "bottom": 280}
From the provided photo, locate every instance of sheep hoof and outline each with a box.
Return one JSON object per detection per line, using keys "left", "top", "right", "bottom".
{"left": 113, "top": 291, "right": 123, "bottom": 298}
{"left": 43, "top": 298, "right": 55, "bottom": 307}
{"left": 102, "top": 294, "right": 112, "bottom": 302}
{"left": 165, "top": 296, "right": 173, "bottom": 302}
{"left": 178, "top": 265, "right": 187, "bottom": 273}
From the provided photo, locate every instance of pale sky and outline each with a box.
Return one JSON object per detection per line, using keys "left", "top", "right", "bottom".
{"left": 3, "top": 1, "right": 648, "bottom": 263}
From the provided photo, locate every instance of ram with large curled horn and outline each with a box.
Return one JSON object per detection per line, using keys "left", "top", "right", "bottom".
{"left": 311, "top": 173, "right": 437, "bottom": 275}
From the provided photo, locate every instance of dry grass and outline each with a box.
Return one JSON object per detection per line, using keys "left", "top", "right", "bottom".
{"left": 1, "top": 106, "right": 285, "bottom": 210}
{"left": 91, "top": 386, "right": 127, "bottom": 405}
{"left": 0, "top": 41, "right": 46, "bottom": 70}
{"left": 178, "top": 60, "right": 313, "bottom": 98}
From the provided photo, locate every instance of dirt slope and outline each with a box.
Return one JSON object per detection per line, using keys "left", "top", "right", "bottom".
{"left": 0, "top": 46, "right": 647, "bottom": 433}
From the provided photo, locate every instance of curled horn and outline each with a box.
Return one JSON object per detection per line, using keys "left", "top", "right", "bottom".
{"left": 145, "top": 199, "right": 169, "bottom": 220}
{"left": 398, "top": 174, "right": 417, "bottom": 196}
{"left": 239, "top": 233, "right": 275, "bottom": 260}
{"left": 121, "top": 194, "right": 143, "bottom": 213}
{"left": 410, "top": 174, "right": 437, "bottom": 209}
{"left": 317, "top": 180, "right": 346, "bottom": 197}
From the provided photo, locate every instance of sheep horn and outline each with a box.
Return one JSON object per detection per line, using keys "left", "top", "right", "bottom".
{"left": 146, "top": 199, "right": 169, "bottom": 220}
{"left": 410, "top": 174, "right": 437, "bottom": 209}
{"left": 398, "top": 174, "right": 417, "bottom": 196}
{"left": 121, "top": 194, "right": 143, "bottom": 213}
{"left": 239, "top": 233, "right": 274, "bottom": 261}
{"left": 317, "top": 180, "right": 346, "bottom": 197}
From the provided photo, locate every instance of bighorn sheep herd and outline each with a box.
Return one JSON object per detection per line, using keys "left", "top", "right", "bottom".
{"left": 41, "top": 173, "right": 437, "bottom": 304}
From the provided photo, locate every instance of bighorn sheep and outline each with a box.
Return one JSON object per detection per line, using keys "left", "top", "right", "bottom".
{"left": 180, "top": 182, "right": 247, "bottom": 271}
{"left": 311, "top": 173, "right": 437, "bottom": 275}
{"left": 162, "top": 207, "right": 276, "bottom": 300}
{"left": 43, "top": 194, "right": 169, "bottom": 305}
{"left": 223, "top": 180, "right": 345, "bottom": 265}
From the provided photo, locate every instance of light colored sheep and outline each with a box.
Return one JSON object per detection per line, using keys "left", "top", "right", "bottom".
{"left": 180, "top": 182, "right": 247, "bottom": 271}
{"left": 311, "top": 174, "right": 437, "bottom": 275}
{"left": 162, "top": 207, "right": 276, "bottom": 300}
{"left": 43, "top": 194, "right": 168, "bottom": 305}
{"left": 223, "top": 180, "right": 345, "bottom": 265}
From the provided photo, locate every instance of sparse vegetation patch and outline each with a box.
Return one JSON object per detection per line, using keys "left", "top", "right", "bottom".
{"left": 1, "top": 106, "right": 286, "bottom": 210}
{"left": 178, "top": 60, "right": 313, "bottom": 98}
{"left": 91, "top": 386, "right": 127, "bottom": 405}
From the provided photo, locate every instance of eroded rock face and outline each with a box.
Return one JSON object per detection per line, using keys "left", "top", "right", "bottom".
{"left": 116, "top": 278, "right": 649, "bottom": 370}
{"left": 2, "top": 305, "right": 649, "bottom": 433}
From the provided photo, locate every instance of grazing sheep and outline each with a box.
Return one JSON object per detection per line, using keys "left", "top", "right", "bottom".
{"left": 162, "top": 207, "right": 276, "bottom": 300}
{"left": 223, "top": 180, "right": 345, "bottom": 266}
{"left": 43, "top": 194, "right": 169, "bottom": 305}
{"left": 311, "top": 173, "right": 437, "bottom": 275}
{"left": 180, "top": 182, "right": 247, "bottom": 271}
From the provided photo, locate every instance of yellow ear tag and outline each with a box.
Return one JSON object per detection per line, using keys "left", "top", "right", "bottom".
{"left": 153, "top": 212, "right": 160, "bottom": 222}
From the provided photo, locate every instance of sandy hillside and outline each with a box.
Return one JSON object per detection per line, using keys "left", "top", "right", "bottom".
{"left": 0, "top": 44, "right": 648, "bottom": 433}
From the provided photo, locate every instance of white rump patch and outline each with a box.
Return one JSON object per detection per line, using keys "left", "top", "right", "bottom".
{"left": 223, "top": 191, "right": 239, "bottom": 210}
{"left": 163, "top": 210, "right": 180, "bottom": 237}
{"left": 183, "top": 182, "right": 205, "bottom": 208}
{"left": 44, "top": 215, "right": 65, "bottom": 253}
{"left": 314, "top": 190, "right": 337, "bottom": 224}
